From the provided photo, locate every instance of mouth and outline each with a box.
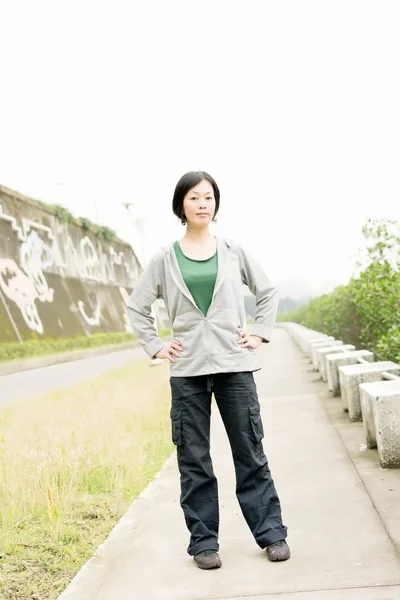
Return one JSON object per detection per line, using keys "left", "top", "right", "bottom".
{"left": 197, "top": 213, "right": 209, "bottom": 216}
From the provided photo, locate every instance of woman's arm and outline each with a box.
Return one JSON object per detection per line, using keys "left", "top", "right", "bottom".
{"left": 235, "top": 243, "right": 279, "bottom": 343}
{"left": 127, "top": 254, "right": 166, "bottom": 359}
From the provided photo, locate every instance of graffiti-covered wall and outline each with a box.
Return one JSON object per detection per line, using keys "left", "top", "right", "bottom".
{"left": 0, "top": 185, "right": 141, "bottom": 343}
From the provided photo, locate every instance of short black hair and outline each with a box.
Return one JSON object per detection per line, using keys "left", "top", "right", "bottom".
{"left": 172, "top": 171, "right": 220, "bottom": 224}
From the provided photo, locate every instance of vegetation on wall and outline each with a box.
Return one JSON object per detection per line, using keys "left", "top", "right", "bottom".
{"left": 0, "top": 187, "right": 121, "bottom": 244}
{"left": 43, "top": 202, "right": 119, "bottom": 243}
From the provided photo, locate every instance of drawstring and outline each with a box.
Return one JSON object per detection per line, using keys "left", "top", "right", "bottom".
{"left": 206, "top": 375, "right": 214, "bottom": 392}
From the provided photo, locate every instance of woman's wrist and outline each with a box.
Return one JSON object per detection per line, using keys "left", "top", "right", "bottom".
{"left": 250, "top": 335, "right": 263, "bottom": 348}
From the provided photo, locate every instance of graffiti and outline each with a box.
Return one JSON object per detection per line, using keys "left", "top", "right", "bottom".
{"left": 0, "top": 203, "right": 140, "bottom": 286}
{"left": 0, "top": 227, "right": 56, "bottom": 334}
{"left": 0, "top": 258, "right": 46, "bottom": 334}
{"left": 0, "top": 203, "right": 46, "bottom": 243}
{"left": 0, "top": 197, "right": 141, "bottom": 340}
{"left": 78, "top": 300, "right": 101, "bottom": 327}
{"left": 119, "top": 286, "right": 134, "bottom": 333}
{"left": 20, "top": 230, "right": 55, "bottom": 303}
{"left": 80, "top": 237, "right": 100, "bottom": 280}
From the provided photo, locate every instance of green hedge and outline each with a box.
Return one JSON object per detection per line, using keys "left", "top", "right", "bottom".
{"left": 0, "top": 330, "right": 172, "bottom": 363}
{"left": 279, "top": 219, "right": 400, "bottom": 363}
{"left": 278, "top": 283, "right": 362, "bottom": 348}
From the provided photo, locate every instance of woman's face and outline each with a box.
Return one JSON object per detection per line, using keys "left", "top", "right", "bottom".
{"left": 182, "top": 179, "right": 216, "bottom": 227}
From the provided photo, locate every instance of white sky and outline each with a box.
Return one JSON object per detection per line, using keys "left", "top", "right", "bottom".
{"left": 0, "top": 0, "right": 399, "bottom": 291}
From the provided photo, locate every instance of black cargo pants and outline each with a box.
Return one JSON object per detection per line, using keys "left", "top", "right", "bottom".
{"left": 170, "top": 371, "right": 287, "bottom": 556}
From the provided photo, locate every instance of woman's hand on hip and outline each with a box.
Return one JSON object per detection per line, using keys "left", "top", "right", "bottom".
{"left": 155, "top": 340, "right": 183, "bottom": 363}
{"left": 236, "top": 327, "right": 263, "bottom": 350}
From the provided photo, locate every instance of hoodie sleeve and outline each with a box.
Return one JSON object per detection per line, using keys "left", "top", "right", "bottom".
{"left": 127, "top": 252, "right": 166, "bottom": 359}
{"left": 234, "top": 242, "right": 279, "bottom": 343}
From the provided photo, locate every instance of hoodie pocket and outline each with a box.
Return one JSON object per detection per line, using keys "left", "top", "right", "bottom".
{"left": 249, "top": 405, "right": 264, "bottom": 443}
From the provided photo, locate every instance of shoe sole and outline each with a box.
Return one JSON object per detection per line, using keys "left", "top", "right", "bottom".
{"left": 267, "top": 552, "right": 291, "bottom": 562}
{"left": 193, "top": 559, "right": 222, "bottom": 570}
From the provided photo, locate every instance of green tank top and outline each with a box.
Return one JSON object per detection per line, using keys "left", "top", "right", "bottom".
{"left": 173, "top": 241, "right": 218, "bottom": 316}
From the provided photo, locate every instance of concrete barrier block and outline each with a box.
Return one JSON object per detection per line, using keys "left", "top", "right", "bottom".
{"left": 359, "top": 380, "right": 400, "bottom": 468}
{"left": 288, "top": 326, "right": 331, "bottom": 353}
{"left": 308, "top": 336, "right": 334, "bottom": 352}
{"left": 360, "top": 385, "right": 378, "bottom": 449}
{"left": 297, "top": 333, "right": 324, "bottom": 353}
{"left": 317, "top": 345, "right": 356, "bottom": 382}
{"left": 311, "top": 340, "right": 343, "bottom": 369}
{"left": 326, "top": 350, "right": 375, "bottom": 395}
{"left": 283, "top": 324, "right": 313, "bottom": 350}
{"left": 304, "top": 335, "right": 334, "bottom": 355}
{"left": 338, "top": 362, "right": 400, "bottom": 421}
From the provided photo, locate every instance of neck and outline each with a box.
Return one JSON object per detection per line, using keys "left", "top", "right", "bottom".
{"left": 184, "top": 225, "right": 213, "bottom": 243}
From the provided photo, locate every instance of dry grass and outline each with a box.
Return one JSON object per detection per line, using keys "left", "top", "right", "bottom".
{"left": 0, "top": 359, "right": 173, "bottom": 599}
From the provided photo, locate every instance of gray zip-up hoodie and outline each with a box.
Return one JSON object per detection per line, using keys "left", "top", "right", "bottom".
{"left": 127, "top": 237, "right": 279, "bottom": 377}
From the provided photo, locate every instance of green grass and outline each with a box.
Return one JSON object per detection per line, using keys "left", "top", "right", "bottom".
{"left": 0, "top": 360, "right": 174, "bottom": 599}
{"left": 0, "top": 329, "right": 172, "bottom": 363}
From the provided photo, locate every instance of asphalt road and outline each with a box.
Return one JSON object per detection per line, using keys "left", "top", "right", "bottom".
{"left": 0, "top": 346, "right": 148, "bottom": 406}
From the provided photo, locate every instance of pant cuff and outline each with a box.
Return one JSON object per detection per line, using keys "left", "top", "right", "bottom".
{"left": 188, "top": 539, "right": 219, "bottom": 556}
{"left": 258, "top": 527, "right": 288, "bottom": 549}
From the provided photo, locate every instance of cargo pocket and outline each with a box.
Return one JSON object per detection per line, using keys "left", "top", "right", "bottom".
{"left": 249, "top": 405, "right": 264, "bottom": 443}
{"left": 170, "top": 409, "right": 183, "bottom": 447}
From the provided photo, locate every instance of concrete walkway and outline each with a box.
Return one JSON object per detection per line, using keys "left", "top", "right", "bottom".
{"left": 59, "top": 328, "right": 400, "bottom": 600}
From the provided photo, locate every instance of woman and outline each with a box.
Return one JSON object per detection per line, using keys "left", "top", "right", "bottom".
{"left": 127, "top": 171, "right": 289, "bottom": 570}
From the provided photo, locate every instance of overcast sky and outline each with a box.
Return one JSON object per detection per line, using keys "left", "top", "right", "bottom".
{"left": 0, "top": 0, "right": 399, "bottom": 290}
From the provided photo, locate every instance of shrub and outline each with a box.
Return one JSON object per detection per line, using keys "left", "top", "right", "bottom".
{"left": 279, "top": 218, "right": 400, "bottom": 360}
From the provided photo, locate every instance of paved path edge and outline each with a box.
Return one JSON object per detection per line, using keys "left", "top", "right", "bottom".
{"left": 57, "top": 453, "right": 177, "bottom": 600}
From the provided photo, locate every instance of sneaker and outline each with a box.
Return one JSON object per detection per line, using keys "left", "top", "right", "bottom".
{"left": 193, "top": 549, "right": 222, "bottom": 570}
{"left": 266, "top": 540, "right": 291, "bottom": 562}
